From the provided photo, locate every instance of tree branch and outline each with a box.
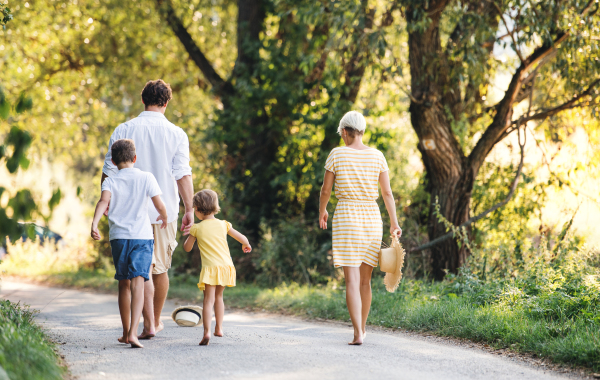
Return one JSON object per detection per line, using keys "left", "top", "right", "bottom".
{"left": 516, "top": 78, "right": 600, "bottom": 124}
{"left": 155, "top": 0, "right": 233, "bottom": 96}
{"left": 411, "top": 125, "right": 527, "bottom": 253}
{"left": 493, "top": 3, "right": 525, "bottom": 63}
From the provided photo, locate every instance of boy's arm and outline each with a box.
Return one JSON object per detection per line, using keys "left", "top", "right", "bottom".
{"left": 227, "top": 228, "right": 252, "bottom": 253}
{"left": 151, "top": 195, "right": 168, "bottom": 229}
{"left": 91, "top": 190, "right": 111, "bottom": 240}
{"left": 183, "top": 235, "right": 196, "bottom": 252}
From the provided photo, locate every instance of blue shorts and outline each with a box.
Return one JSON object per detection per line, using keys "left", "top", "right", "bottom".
{"left": 110, "top": 239, "right": 154, "bottom": 281}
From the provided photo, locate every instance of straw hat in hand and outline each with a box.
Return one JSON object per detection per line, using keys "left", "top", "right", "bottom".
{"left": 379, "top": 235, "right": 406, "bottom": 292}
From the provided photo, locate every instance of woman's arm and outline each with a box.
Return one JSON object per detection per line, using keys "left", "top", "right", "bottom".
{"left": 379, "top": 171, "right": 402, "bottom": 237}
{"left": 183, "top": 235, "right": 196, "bottom": 252}
{"left": 227, "top": 228, "right": 252, "bottom": 253}
{"left": 319, "top": 170, "right": 335, "bottom": 229}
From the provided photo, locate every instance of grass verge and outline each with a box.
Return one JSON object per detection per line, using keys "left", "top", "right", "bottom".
{"left": 0, "top": 299, "right": 64, "bottom": 380}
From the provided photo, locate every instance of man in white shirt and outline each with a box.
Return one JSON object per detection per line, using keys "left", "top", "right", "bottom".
{"left": 102, "top": 79, "right": 194, "bottom": 338}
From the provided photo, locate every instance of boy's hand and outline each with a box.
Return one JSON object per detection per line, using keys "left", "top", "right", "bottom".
{"left": 91, "top": 224, "right": 101, "bottom": 240}
{"left": 242, "top": 244, "right": 252, "bottom": 253}
{"left": 156, "top": 214, "right": 168, "bottom": 229}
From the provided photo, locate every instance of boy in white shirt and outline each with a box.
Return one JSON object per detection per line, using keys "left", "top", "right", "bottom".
{"left": 91, "top": 139, "right": 168, "bottom": 348}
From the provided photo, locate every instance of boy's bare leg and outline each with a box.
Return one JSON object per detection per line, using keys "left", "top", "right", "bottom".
{"left": 138, "top": 266, "right": 156, "bottom": 339}
{"left": 152, "top": 271, "right": 169, "bottom": 333}
{"left": 200, "top": 285, "right": 215, "bottom": 345}
{"left": 128, "top": 276, "right": 145, "bottom": 348}
{"left": 214, "top": 286, "right": 225, "bottom": 337}
{"left": 117, "top": 280, "right": 131, "bottom": 344}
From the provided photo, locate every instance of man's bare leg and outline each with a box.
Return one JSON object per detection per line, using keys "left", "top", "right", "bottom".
{"left": 128, "top": 276, "right": 145, "bottom": 348}
{"left": 117, "top": 280, "right": 131, "bottom": 344}
{"left": 214, "top": 286, "right": 225, "bottom": 337}
{"left": 153, "top": 271, "right": 169, "bottom": 333}
{"left": 138, "top": 265, "right": 156, "bottom": 339}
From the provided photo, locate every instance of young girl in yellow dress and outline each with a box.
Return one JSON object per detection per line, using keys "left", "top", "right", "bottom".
{"left": 183, "top": 189, "right": 252, "bottom": 345}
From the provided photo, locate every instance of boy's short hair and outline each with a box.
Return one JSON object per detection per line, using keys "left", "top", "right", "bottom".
{"left": 111, "top": 139, "right": 136, "bottom": 165}
{"left": 141, "top": 79, "right": 173, "bottom": 107}
{"left": 193, "top": 189, "right": 220, "bottom": 215}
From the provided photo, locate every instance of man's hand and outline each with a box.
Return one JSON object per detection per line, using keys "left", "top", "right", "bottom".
{"left": 156, "top": 214, "right": 168, "bottom": 229}
{"left": 91, "top": 224, "right": 101, "bottom": 240}
{"left": 181, "top": 211, "right": 194, "bottom": 235}
{"left": 242, "top": 244, "right": 252, "bottom": 253}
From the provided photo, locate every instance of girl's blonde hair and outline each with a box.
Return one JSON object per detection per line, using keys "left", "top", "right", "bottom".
{"left": 193, "top": 189, "right": 221, "bottom": 215}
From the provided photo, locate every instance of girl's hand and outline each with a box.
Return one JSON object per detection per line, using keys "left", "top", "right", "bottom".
{"left": 390, "top": 225, "right": 402, "bottom": 238}
{"left": 91, "top": 224, "right": 101, "bottom": 240}
{"left": 242, "top": 244, "right": 252, "bottom": 253}
{"left": 319, "top": 210, "right": 328, "bottom": 229}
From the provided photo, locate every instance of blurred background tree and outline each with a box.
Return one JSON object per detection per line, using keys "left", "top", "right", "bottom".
{"left": 1, "top": 0, "right": 599, "bottom": 283}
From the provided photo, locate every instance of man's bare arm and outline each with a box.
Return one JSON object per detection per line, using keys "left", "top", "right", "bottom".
{"left": 177, "top": 175, "right": 194, "bottom": 233}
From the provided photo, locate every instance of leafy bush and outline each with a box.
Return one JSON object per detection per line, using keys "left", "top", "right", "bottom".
{"left": 0, "top": 300, "right": 63, "bottom": 380}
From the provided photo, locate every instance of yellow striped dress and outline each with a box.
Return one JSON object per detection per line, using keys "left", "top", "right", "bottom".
{"left": 325, "top": 147, "right": 389, "bottom": 268}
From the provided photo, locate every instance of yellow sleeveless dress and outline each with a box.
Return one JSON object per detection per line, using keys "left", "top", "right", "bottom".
{"left": 325, "top": 147, "right": 389, "bottom": 268}
{"left": 189, "top": 219, "right": 236, "bottom": 290}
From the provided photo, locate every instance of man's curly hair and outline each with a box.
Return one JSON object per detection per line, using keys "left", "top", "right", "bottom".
{"left": 141, "top": 79, "right": 172, "bottom": 107}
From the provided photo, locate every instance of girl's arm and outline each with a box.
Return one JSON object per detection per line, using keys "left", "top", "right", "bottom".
{"left": 91, "top": 190, "right": 111, "bottom": 240}
{"left": 379, "top": 171, "right": 402, "bottom": 237}
{"left": 183, "top": 235, "right": 196, "bottom": 252}
{"left": 228, "top": 228, "right": 252, "bottom": 253}
{"left": 319, "top": 170, "right": 335, "bottom": 229}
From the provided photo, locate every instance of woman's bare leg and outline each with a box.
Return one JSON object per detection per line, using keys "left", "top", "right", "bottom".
{"left": 359, "top": 263, "right": 374, "bottom": 338}
{"left": 343, "top": 266, "right": 363, "bottom": 345}
{"left": 200, "top": 285, "right": 215, "bottom": 345}
{"left": 214, "top": 286, "right": 225, "bottom": 337}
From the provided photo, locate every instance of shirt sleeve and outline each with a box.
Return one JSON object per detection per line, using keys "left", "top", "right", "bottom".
{"left": 189, "top": 224, "right": 199, "bottom": 238}
{"left": 380, "top": 153, "right": 390, "bottom": 173}
{"left": 146, "top": 173, "right": 163, "bottom": 198}
{"left": 324, "top": 149, "right": 336, "bottom": 174}
{"left": 102, "top": 128, "right": 120, "bottom": 177}
{"left": 101, "top": 178, "right": 112, "bottom": 193}
{"left": 224, "top": 221, "right": 232, "bottom": 232}
{"left": 171, "top": 130, "right": 193, "bottom": 181}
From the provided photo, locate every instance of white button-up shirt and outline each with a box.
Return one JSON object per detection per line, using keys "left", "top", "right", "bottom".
{"left": 103, "top": 111, "right": 192, "bottom": 225}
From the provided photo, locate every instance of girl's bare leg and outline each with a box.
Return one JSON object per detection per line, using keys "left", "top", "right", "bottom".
{"left": 214, "top": 286, "right": 225, "bottom": 337}
{"left": 359, "top": 263, "right": 374, "bottom": 338}
{"left": 128, "top": 276, "right": 145, "bottom": 348}
{"left": 200, "top": 285, "right": 215, "bottom": 345}
{"left": 117, "top": 280, "right": 131, "bottom": 344}
{"left": 343, "top": 266, "right": 363, "bottom": 345}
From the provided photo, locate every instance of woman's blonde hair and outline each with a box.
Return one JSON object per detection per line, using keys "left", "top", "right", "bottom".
{"left": 337, "top": 110, "right": 366, "bottom": 136}
{"left": 193, "top": 189, "right": 221, "bottom": 215}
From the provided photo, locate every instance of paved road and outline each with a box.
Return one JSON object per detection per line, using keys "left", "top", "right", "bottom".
{"left": 1, "top": 281, "right": 577, "bottom": 380}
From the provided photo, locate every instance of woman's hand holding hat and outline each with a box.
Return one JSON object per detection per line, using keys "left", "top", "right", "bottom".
{"left": 390, "top": 225, "right": 402, "bottom": 238}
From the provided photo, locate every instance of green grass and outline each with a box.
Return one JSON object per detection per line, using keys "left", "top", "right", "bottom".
{"left": 0, "top": 299, "right": 64, "bottom": 380}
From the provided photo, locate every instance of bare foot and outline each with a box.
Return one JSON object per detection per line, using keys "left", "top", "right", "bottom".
{"left": 348, "top": 333, "right": 363, "bottom": 345}
{"left": 138, "top": 329, "right": 155, "bottom": 340}
{"left": 129, "top": 336, "right": 144, "bottom": 348}
{"left": 199, "top": 333, "right": 210, "bottom": 346}
{"left": 155, "top": 321, "right": 164, "bottom": 334}
{"left": 362, "top": 331, "right": 367, "bottom": 340}
{"left": 214, "top": 329, "right": 224, "bottom": 337}
{"left": 117, "top": 336, "right": 129, "bottom": 344}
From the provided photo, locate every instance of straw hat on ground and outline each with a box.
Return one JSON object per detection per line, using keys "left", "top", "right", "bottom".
{"left": 171, "top": 305, "right": 203, "bottom": 327}
{"left": 379, "top": 237, "right": 406, "bottom": 292}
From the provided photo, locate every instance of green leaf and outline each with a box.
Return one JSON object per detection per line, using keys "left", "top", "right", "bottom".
{"left": 48, "top": 188, "right": 62, "bottom": 212}
{"left": 0, "top": 98, "right": 9, "bottom": 120}
{"left": 15, "top": 94, "right": 33, "bottom": 114}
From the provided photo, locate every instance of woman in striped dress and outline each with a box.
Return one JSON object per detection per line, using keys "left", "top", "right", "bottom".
{"left": 319, "top": 111, "right": 402, "bottom": 345}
